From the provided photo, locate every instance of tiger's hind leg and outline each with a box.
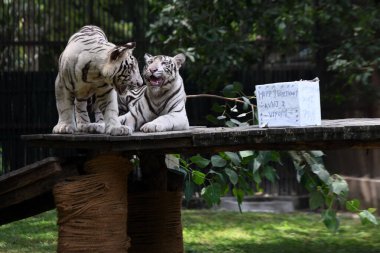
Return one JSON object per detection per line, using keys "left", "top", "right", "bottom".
{"left": 52, "top": 75, "right": 77, "bottom": 134}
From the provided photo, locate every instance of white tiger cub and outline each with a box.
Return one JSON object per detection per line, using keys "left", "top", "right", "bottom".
{"left": 53, "top": 25, "right": 143, "bottom": 136}
{"left": 118, "top": 53, "right": 189, "bottom": 133}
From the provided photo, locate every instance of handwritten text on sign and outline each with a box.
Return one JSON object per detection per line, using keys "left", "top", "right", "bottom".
{"left": 255, "top": 79, "right": 321, "bottom": 127}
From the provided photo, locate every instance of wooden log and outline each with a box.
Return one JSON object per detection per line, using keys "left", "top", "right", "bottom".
{"left": 167, "top": 169, "right": 185, "bottom": 192}
{"left": 139, "top": 152, "right": 168, "bottom": 191}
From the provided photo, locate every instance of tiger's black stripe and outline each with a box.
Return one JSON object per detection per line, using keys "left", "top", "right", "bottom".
{"left": 81, "top": 61, "right": 91, "bottom": 82}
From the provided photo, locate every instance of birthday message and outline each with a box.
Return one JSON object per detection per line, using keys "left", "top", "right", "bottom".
{"left": 255, "top": 79, "right": 321, "bottom": 127}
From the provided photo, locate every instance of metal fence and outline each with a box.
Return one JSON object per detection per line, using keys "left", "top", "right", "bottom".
{"left": 0, "top": 0, "right": 150, "bottom": 172}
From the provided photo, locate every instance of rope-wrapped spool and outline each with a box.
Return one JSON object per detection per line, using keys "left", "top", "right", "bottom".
{"left": 53, "top": 154, "right": 132, "bottom": 253}
{"left": 127, "top": 191, "right": 184, "bottom": 253}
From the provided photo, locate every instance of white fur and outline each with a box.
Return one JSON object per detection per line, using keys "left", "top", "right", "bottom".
{"left": 118, "top": 53, "right": 189, "bottom": 133}
{"left": 52, "top": 26, "right": 142, "bottom": 135}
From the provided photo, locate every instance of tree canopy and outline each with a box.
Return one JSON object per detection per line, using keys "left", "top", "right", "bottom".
{"left": 147, "top": 0, "right": 380, "bottom": 98}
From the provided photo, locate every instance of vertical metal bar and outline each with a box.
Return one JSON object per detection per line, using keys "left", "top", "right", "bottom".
{"left": 22, "top": 0, "right": 25, "bottom": 71}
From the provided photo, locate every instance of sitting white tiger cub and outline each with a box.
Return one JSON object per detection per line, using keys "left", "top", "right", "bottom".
{"left": 118, "top": 53, "right": 189, "bottom": 133}
{"left": 53, "top": 25, "right": 143, "bottom": 136}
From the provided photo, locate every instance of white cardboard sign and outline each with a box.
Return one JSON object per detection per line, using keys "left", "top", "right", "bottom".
{"left": 255, "top": 78, "right": 321, "bottom": 127}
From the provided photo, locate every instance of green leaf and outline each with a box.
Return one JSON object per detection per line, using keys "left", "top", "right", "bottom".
{"left": 230, "top": 118, "right": 242, "bottom": 126}
{"left": 240, "top": 150, "right": 255, "bottom": 165}
{"left": 225, "top": 120, "right": 236, "bottom": 127}
{"left": 295, "top": 165, "right": 305, "bottom": 183}
{"left": 242, "top": 96, "right": 251, "bottom": 105}
{"left": 325, "top": 194, "right": 334, "bottom": 208}
{"left": 184, "top": 180, "right": 194, "bottom": 205}
{"left": 209, "top": 169, "right": 225, "bottom": 183}
{"left": 331, "top": 178, "right": 348, "bottom": 196}
{"left": 232, "top": 187, "right": 244, "bottom": 204}
{"left": 263, "top": 166, "right": 277, "bottom": 183}
{"left": 302, "top": 174, "right": 318, "bottom": 192}
{"left": 225, "top": 151, "right": 241, "bottom": 166}
{"left": 311, "top": 164, "right": 330, "bottom": 184}
{"left": 256, "top": 151, "right": 280, "bottom": 165}
{"left": 270, "top": 151, "right": 282, "bottom": 164}
{"left": 201, "top": 183, "right": 223, "bottom": 206}
{"left": 211, "top": 155, "right": 227, "bottom": 167}
{"left": 206, "top": 114, "right": 219, "bottom": 125}
{"left": 177, "top": 166, "right": 188, "bottom": 177}
{"left": 253, "top": 158, "right": 261, "bottom": 173}
{"left": 222, "top": 82, "right": 242, "bottom": 98}
{"left": 211, "top": 103, "right": 225, "bottom": 113}
{"left": 242, "top": 97, "right": 251, "bottom": 111}
{"left": 192, "top": 170, "right": 206, "bottom": 185}
{"left": 225, "top": 168, "right": 238, "bottom": 185}
{"left": 368, "top": 208, "right": 377, "bottom": 214}
{"left": 346, "top": 199, "right": 360, "bottom": 212}
{"left": 309, "top": 191, "right": 324, "bottom": 210}
{"left": 190, "top": 154, "right": 210, "bottom": 169}
{"left": 359, "top": 210, "right": 378, "bottom": 225}
{"left": 322, "top": 209, "right": 340, "bottom": 232}
{"left": 253, "top": 171, "right": 261, "bottom": 185}
{"left": 239, "top": 150, "right": 254, "bottom": 159}
{"left": 230, "top": 105, "right": 238, "bottom": 112}
{"left": 310, "top": 150, "right": 324, "bottom": 157}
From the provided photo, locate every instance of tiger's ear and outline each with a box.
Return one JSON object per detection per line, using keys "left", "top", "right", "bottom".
{"left": 110, "top": 46, "right": 126, "bottom": 62}
{"left": 144, "top": 53, "right": 153, "bottom": 63}
{"left": 173, "top": 53, "right": 186, "bottom": 68}
{"left": 110, "top": 43, "right": 135, "bottom": 62}
{"left": 124, "top": 42, "right": 136, "bottom": 50}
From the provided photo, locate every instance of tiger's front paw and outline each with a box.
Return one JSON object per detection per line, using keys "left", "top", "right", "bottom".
{"left": 140, "top": 122, "right": 165, "bottom": 133}
{"left": 106, "top": 125, "right": 132, "bottom": 136}
{"left": 77, "top": 123, "right": 105, "bottom": 134}
{"left": 52, "top": 123, "right": 76, "bottom": 134}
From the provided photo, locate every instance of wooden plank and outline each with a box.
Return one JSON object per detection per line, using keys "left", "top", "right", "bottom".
{"left": 0, "top": 192, "right": 56, "bottom": 225}
{"left": 0, "top": 159, "right": 81, "bottom": 224}
{"left": 0, "top": 157, "right": 61, "bottom": 195}
{"left": 0, "top": 173, "right": 61, "bottom": 209}
{"left": 21, "top": 119, "right": 380, "bottom": 152}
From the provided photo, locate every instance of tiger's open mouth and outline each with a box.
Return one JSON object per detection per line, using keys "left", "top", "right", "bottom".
{"left": 149, "top": 76, "right": 164, "bottom": 87}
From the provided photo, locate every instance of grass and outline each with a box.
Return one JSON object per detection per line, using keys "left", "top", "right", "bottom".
{"left": 0, "top": 210, "right": 379, "bottom": 253}
{"left": 183, "top": 210, "right": 380, "bottom": 253}
{"left": 0, "top": 211, "right": 57, "bottom": 253}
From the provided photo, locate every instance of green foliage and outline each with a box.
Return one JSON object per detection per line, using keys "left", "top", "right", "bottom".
{"left": 147, "top": 0, "right": 380, "bottom": 107}
{"left": 180, "top": 149, "right": 281, "bottom": 211}
{"left": 289, "top": 150, "right": 378, "bottom": 231}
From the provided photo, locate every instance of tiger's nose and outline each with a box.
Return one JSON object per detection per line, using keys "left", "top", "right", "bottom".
{"left": 150, "top": 68, "right": 157, "bottom": 74}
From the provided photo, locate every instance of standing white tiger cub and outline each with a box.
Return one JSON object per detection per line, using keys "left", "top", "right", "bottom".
{"left": 118, "top": 53, "right": 189, "bottom": 133}
{"left": 53, "top": 25, "right": 143, "bottom": 136}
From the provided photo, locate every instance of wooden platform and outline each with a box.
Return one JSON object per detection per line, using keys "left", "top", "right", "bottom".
{"left": 21, "top": 119, "right": 380, "bottom": 153}
{"left": 3, "top": 118, "right": 380, "bottom": 225}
